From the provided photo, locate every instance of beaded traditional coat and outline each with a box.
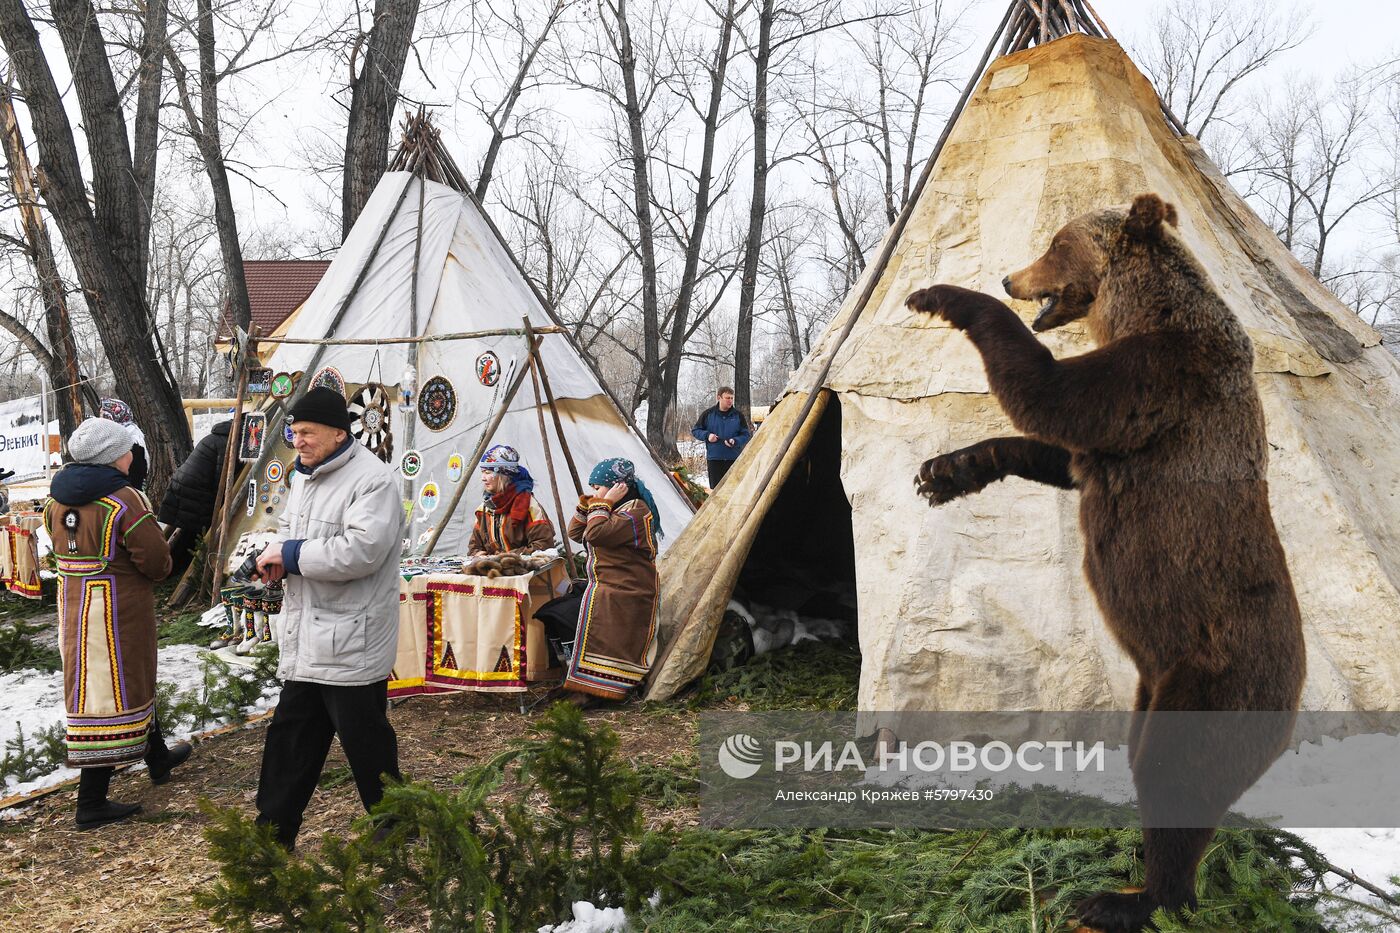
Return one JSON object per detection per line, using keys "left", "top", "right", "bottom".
{"left": 564, "top": 497, "right": 658, "bottom": 699}
{"left": 43, "top": 486, "right": 171, "bottom": 767}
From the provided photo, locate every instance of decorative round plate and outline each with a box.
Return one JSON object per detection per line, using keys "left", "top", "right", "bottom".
{"left": 270, "top": 372, "right": 295, "bottom": 399}
{"left": 265, "top": 459, "right": 285, "bottom": 484}
{"left": 475, "top": 352, "right": 501, "bottom": 387}
{"left": 418, "top": 481, "right": 441, "bottom": 514}
{"left": 417, "top": 376, "right": 456, "bottom": 431}
{"left": 447, "top": 453, "right": 464, "bottom": 483}
{"left": 310, "top": 366, "right": 345, "bottom": 396}
{"left": 400, "top": 449, "right": 423, "bottom": 479}
{"left": 282, "top": 422, "right": 296, "bottom": 449}
{"left": 348, "top": 383, "right": 393, "bottom": 462}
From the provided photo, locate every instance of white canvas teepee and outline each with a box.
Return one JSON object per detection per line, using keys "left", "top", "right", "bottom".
{"left": 645, "top": 24, "right": 1400, "bottom": 715}
{"left": 240, "top": 124, "right": 693, "bottom": 556}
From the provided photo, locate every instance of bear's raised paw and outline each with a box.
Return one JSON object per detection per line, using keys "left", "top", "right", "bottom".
{"left": 916, "top": 446, "right": 994, "bottom": 505}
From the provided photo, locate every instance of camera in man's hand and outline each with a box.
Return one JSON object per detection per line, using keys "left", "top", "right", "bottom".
{"left": 231, "top": 553, "right": 262, "bottom": 584}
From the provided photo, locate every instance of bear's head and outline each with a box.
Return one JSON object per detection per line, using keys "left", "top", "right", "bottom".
{"left": 1003, "top": 193, "right": 1180, "bottom": 337}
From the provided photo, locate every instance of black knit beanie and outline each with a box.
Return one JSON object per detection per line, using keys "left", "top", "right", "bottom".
{"left": 286, "top": 386, "right": 352, "bottom": 432}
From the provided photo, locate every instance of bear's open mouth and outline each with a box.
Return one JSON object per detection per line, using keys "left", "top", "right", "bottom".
{"left": 1031, "top": 293, "right": 1059, "bottom": 331}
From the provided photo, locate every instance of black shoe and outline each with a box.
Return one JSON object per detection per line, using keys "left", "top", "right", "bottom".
{"left": 76, "top": 800, "right": 142, "bottom": 830}
{"left": 148, "top": 741, "right": 193, "bottom": 785}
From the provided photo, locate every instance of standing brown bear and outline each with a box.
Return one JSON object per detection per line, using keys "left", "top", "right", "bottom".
{"left": 905, "top": 194, "right": 1305, "bottom": 933}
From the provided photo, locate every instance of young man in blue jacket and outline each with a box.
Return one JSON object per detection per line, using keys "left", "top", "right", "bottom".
{"left": 691, "top": 386, "right": 751, "bottom": 488}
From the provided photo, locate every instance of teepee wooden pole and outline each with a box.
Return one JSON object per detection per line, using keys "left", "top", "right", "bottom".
{"left": 209, "top": 333, "right": 255, "bottom": 599}
{"left": 530, "top": 335, "right": 584, "bottom": 498}
{"left": 523, "top": 317, "right": 576, "bottom": 572}
{"left": 422, "top": 336, "right": 543, "bottom": 556}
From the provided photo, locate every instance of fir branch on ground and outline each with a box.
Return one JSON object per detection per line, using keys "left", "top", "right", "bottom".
{"left": 0, "top": 617, "right": 61, "bottom": 673}
{"left": 158, "top": 607, "right": 217, "bottom": 648}
{"left": 682, "top": 640, "right": 862, "bottom": 712}
{"left": 0, "top": 719, "right": 65, "bottom": 785}
{"left": 639, "top": 827, "right": 1339, "bottom": 932}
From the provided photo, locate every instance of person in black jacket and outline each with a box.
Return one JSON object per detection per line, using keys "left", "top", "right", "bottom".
{"left": 690, "top": 387, "right": 751, "bottom": 488}
{"left": 157, "top": 419, "right": 233, "bottom": 575}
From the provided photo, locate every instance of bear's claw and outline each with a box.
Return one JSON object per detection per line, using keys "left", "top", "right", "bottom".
{"left": 1075, "top": 890, "right": 1160, "bottom": 933}
{"left": 915, "top": 447, "right": 992, "bottom": 505}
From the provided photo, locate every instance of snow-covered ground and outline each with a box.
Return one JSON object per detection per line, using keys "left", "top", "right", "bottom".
{"left": 1, "top": 643, "right": 280, "bottom": 798}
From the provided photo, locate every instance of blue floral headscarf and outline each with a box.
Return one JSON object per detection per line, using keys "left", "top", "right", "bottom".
{"left": 480, "top": 444, "right": 535, "bottom": 501}
{"left": 589, "top": 457, "right": 663, "bottom": 538}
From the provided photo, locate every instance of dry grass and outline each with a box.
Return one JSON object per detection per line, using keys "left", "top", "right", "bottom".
{"left": 0, "top": 686, "right": 698, "bottom": 931}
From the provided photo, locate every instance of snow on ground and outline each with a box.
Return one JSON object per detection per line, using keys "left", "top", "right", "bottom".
{"left": 536, "top": 901, "right": 630, "bottom": 933}
{"left": 1, "top": 643, "right": 281, "bottom": 798}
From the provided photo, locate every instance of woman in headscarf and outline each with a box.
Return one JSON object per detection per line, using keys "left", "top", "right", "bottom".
{"left": 98, "top": 397, "right": 148, "bottom": 491}
{"left": 43, "top": 418, "right": 192, "bottom": 829}
{"left": 562, "top": 457, "right": 662, "bottom": 703}
{"left": 468, "top": 445, "right": 557, "bottom": 555}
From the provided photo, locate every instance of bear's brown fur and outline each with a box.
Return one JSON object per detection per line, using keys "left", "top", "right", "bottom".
{"left": 906, "top": 194, "right": 1305, "bottom": 933}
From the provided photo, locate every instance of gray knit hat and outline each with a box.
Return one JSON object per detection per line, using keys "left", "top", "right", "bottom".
{"left": 69, "top": 417, "right": 135, "bottom": 465}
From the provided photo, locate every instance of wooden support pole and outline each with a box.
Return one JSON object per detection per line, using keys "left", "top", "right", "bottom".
{"left": 255, "top": 326, "right": 564, "bottom": 347}
{"left": 421, "top": 336, "right": 542, "bottom": 556}
{"left": 530, "top": 332, "right": 584, "bottom": 498}
{"left": 208, "top": 333, "right": 256, "bottom": 599}
{"left": 523, "top": 317, "right": 576, "bottom": 575}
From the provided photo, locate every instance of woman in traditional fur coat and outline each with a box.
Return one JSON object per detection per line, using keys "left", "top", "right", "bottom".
{"left": 468, "top": 445, "right": 558, "bottom": 555}
{"left": 43, "top": 418, "right": 192, "bottom": 829}
{"left": 562, "top": 458, "right": 662, "bottom": 703}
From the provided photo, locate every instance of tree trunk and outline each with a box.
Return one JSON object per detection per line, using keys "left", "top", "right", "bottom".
{"left": 654, "top": 0, "right": 737, "bottom": 457}
{"left": 132, "top": 0, "right": 168, "bottom": 267}
{"left": 342, "top": 0, "right": 421, "bottom": 237}
{"left": 50, "top": 0, "right": 150, "bottom": 300}
{"left": 733, "top": 0, "right": 772, "bottom": 416}
{"left": 0, "top": 75, "right": 86, "bottom": 436}
{"left": 609, "top": 0, "right": 667, "bottom": 454}
{"left": 0, "top": 0, "right": 191, "bottom": 497}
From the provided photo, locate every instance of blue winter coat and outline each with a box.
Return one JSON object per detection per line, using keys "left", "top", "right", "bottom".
{"left": 691, "top": 405, "right": 751, "bottom": 461}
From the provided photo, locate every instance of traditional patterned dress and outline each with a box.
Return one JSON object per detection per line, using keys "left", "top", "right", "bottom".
{"left": 564, "top": 496, "right": 659, "bottom": 699}
{"left": 469, "top": 492, "right": 556, "bottom": 554}
{"left": 43, "top": 483, "right": 171, "bottom": 767}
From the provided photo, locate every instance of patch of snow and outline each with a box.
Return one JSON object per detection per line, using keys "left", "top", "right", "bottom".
{"left": 1, "top": 642, "right": 281, "bottom": 799}
{"left": 1293, "top": 827, "right": 1400, "bottom": 886}
{"left": 537, "top": 901, "right": 630, "bottom": 933}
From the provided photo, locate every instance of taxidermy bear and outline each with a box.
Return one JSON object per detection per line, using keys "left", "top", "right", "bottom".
{"left": 905, "top": 194, "right": 1305, "bottom": 933}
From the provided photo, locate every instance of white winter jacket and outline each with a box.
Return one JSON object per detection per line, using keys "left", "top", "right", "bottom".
{"left": 273, "top": 440, "right": 404, "bottom": 686}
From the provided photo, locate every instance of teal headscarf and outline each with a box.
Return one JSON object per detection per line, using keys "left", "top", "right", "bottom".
{"left": 589, "top": 457, "right": 663, "bottom": 538}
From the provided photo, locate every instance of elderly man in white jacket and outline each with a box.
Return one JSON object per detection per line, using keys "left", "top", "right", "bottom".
{"left": 253, "top": 386, "right": 405, "bottom": 848}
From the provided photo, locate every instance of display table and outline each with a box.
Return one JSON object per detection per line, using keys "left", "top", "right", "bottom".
{"left": 388, "top": 559, "right": 571, "bottom": 697}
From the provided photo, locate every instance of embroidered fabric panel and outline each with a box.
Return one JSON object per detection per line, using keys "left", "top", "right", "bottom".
{"left": 388, "top": 574, "right": 531, "bottom": 697}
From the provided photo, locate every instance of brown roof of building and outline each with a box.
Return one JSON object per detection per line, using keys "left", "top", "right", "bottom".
{"left": 219, "top": 260, "right": 331, "bottom": 339}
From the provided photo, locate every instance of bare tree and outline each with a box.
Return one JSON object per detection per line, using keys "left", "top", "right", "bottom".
{"left": 0, "top": 72, "right": 89, "bottom": 434}
{"left": 0, "top": 0, "right": 191, "bottom": 494}
{"left": 342, "top": 0, "right": 422, "bottom": 237}
{"left": 470, "top": 0, "right": 571, "bottom": 201}
{"left": 1246, "top": 74, "right": 1395, "bottom": 280}
{"left": 557, "top": 0, "right": 741, "bottom": 456}
{"left": 1134, "top": 0, "right": 1311, "bottom": 151}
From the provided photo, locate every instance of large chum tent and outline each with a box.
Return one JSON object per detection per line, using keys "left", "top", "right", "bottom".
{"left": 223, "top": 118, "right": 694, "bottom": 559}
{"left": 645, "top": 3, "right": 1400, "bottom": 713}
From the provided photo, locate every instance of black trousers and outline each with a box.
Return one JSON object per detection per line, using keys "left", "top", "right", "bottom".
{"left": 255, "top": 679, "right": 401, "bottom": 846}
{"left": 707, "top": 458, "right": 735, "bottom": 488}
{"left": 76, "top": 714, "right": 172, "bottom": 809}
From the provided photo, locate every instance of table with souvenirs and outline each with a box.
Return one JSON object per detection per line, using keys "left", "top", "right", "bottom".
{"left": 388, "top": 550, "right": 571, "bottom": 698}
